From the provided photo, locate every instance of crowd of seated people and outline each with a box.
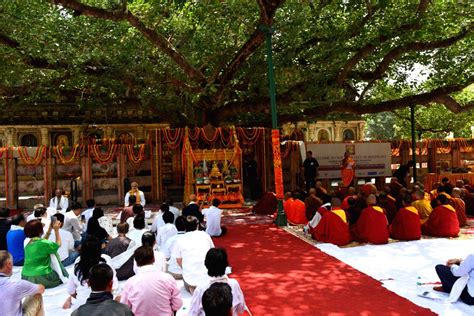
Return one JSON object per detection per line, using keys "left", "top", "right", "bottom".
{"left": 0, "top": 189, "right": 246, "bottom": 315}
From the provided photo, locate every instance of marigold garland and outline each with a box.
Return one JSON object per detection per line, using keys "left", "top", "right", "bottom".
{"left": 55, "top": 144, "right": 82, "bottom": 164}
{"left": 17, "top": 145, "right": 46, "bottom": 166}
{"left": 201, "top": 128, "right": 219, "bottom": 144}
{"left": 236, "top": 128, "right": 261, "bottom": 145}
{"left": 162, "top": 128, "right": 184, "bottom": 149}
{"left": 126, "top": 144, "right": 146, "bottom": 165}
{"left": 90, "top": 142, "right": 117, "bottom": 164}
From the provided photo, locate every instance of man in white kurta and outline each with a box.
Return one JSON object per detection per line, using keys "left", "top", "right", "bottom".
{"left": 48, "top": 189, "right": 69, "bottom": 214}
{"left": 124, "top": 182, "right": 146, "bottom": 207}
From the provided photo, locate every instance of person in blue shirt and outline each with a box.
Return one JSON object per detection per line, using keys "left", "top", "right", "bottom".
{"left": 6, "top": 214, "right": 26, "bottom": 266}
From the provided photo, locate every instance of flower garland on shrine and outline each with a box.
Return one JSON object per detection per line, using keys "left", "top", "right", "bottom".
{"left": 162, "top": 128, "right": 184, "bottom": 149}
{"left": 90, "top": 142, "right": 117, "bottom": 164}
{"left": 17, "top": 145, "right": 46, "bottom": 167}
{"left": 219, "top": 128, "right": 234, "bottom": 147}
{"left": 236, "top": 127, "right": 262, "bottom": 145}
{"left": 271, "top": 130, "right": 284, "bottom": 199}
{"left": 125, "top": 144, "right": 146, "bottom": 165}
{"left": 54, "top": 144, "right": 82, "bottom": 165}
{"left": 201, "top": 128, "right": 219, "bottom": 144}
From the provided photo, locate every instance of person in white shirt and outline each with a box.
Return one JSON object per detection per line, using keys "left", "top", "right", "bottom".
{"left": 434, "top": 254, "right": 474, "bottom": 305}
{"left": 26, "top": 207, "right": 50, "bottom": 228}
{"left": 171, "top": 216, "right": 215, "bottom": 294}
{"left": 127, "top": 215, "right": 149, "bottom": 246}
{"left": 49, "top": 189, "right": 69, "bottom": 213}
{"left": 165, "top": 198, "right": 180, "bottom": 223}
{"left": 189, "top": 248, "right": 247, "bottom": 316}
{"left": 164, "top": 216, "right": 187, "bottom": 279}
{"left": 156, "top": 207, "right": 178, "bottom": 250}
{"left": 124, "top": 182, "right": 146, "bottom": 207}
{"left": 81, "top": 199, "right": 95, "bottom": 228}
{"left": 203, "top": 199, "right": 227, "bottom": 237}
{"left": 48, "top": 213, "right": 78, "bottom": 266}
{"left": 135, "top": 232, "right": 166, "bottom": 273}
{"left": 63, "top": 202, "right": 83, "bottom": 244}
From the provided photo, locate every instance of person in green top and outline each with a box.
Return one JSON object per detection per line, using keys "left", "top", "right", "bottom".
{"left": 22, "top": 218, "right": 68, "bottom": 288}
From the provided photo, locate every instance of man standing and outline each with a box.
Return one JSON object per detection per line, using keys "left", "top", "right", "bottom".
{"left": 124, "top": 182, "right": 146, "bottom": 207}
{"left": 203, "top": 199, "right": 227, "bottom": 237}
{"left": 121, "top": 246, "right": 182, "bottom": 315}
{"left": 302, "top": 151, "right": 319, "bottom": 192}
{"left": 0, "top": 251, "right": 45, "bottom": 316}
{"left": 49, "top": 189, "right": 69, "bottom": 213}
{"left": 72, "top": 263, "right": 133, "bottom": 316}
{"left": 393, "top": 161, "right": 413, "bottom": 187}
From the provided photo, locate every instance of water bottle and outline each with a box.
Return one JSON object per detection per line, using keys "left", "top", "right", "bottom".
{"left": 416, "top": 276, "right": 422, "bottom": 294}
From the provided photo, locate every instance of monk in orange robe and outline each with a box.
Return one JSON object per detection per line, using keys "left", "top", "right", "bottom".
{"left": 351, "top": 194, "right": 389, "bottom": 244}
{"left": 341, "top": 152, "right": 355, "bottom": 187}
{"left": 283, "top": 192, "right": 307, "bottom": 225}
{"left": 312, "top": 198, "right": 351, "bottom": 246}
{"left": 389, "top": 196, "right": 421, "bottom": 241}
{"left": 422, "top": 195, "right": 460, "bottom": 238}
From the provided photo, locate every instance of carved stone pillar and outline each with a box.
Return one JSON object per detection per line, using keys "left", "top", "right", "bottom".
{"left": 5, "top": 156, "right": 18, "bottom": 209}
{"left": 136, "top": 125, "right": 145, "bottom": 141}
{"left": 5, "top": 128, "right": 16, "bottom": 146}
{"left": 358, "top": 122, "right": 365, "bottom": 141}
{"left": 334, "top": 123, "right": 342, "bottom": 141}
{"left": 40, "top": 128, "right": 49, "bottom": 146}
{"left": 117, "top": 152, "right": 127, "bottom": 205}
{"left": 104, "top": 126, "right": 114, "bottom": 140}
{"left": 72, "top": 127, "right": 82, "bottom": 145}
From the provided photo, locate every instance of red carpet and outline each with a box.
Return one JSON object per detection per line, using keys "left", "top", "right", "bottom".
{"left": 213, "top": 224, "right": 434, "bottom": 316}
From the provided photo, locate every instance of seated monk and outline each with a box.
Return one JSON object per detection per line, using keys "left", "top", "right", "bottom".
{"left": 312, "top": 198, "right": 351, "bottom": 246}
{"left": 351, "top": 194, "right": 389, "bottom": 245}
{"left": 411, "top": 189, "right": 432, "bottom": 224}
{"left": 252, "top": 192, "right": 277, "bottom": 215}
{"left": 451, "top": 188, "right": 467, "bottom": 227}
{"left": 304, "top": 188, "right": 323, "bottom": 221}
{"left": 341, "top": 187, "right": 356, "bottom": 210}
{"left": 307, "top": 203, "right": 331, "bottom": 234}
{"left": 389, "top": 195, "right": 421, "bottom": 241}
{"left": 315, "top": 181, "right": 331, "bottom": 204}
{"left": 378, "top": 192, "right": 397, "bottom": 224}
{"left": 422, "top": 195, "right": 459, "bottom": 238}
{"left": 283, "top": 192, "right": 307, "bottom": 225}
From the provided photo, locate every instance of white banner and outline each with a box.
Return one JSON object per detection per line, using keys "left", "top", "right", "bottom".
{"left": 305, "top": 143, "right": 392, "bottom": 179}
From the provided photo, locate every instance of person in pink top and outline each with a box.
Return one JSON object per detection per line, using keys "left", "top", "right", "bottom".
{"left": 120, "top": 246, "right": 182, "bottom": 316}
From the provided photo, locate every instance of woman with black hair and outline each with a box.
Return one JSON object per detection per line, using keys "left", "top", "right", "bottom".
{"left": 132, "top": 232, "right": 166, "bottom": 273}
{"left": 188, "top": 248, "right": 247, "bottom": 316}
{"left": 86, "top": 208, "right": 111, "bottom": 244}
{"left": 62, "top": 236, "right": 117, "bottom": 310}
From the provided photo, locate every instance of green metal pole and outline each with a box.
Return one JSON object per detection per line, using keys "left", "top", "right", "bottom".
{"left": 261, "top": 25, "right": 287, "bottom": 226}
{"left": 410, "top": 104, "right": 417, "bottom": 184}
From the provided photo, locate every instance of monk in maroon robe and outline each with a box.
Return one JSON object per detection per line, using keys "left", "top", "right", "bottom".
{"left": 378, "top": 193, "right": 398, "bottom": 224}
{"left": 304, "top": 188, "right": 323, "bottom": 221}
{"left": 389, "top": 196, "right": 421, "bottom": 241}
{"left": 351, "top": 194, "right": 389, "bottom": 244}
{"left": 312, "top": 198, "right": 351, "bottom": 246}
{"left": 422, "top": 195, "right": 460, "bottom": 238}
{"left": 252, "top": 192, "right": 277, "bottom": 215}
{"left": 451, "top": 188, "right": 467, "bottom": 227}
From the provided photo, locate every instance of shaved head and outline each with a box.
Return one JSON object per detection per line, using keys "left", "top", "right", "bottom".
{"left": 366, "top": 194, "right": 377, "bottom": 205}
{"left": 331, "top": 198, "right": 342, "bottom": 207}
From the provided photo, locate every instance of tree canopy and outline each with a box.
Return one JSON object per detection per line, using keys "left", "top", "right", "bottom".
{"left": 1, "top": 0, "right": 473, "bottom": 126}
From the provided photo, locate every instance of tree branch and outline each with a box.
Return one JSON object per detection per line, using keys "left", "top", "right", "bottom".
{"left": 336, "top": 0, "right": 431, "bottom": 86}
{"left": 51, "top": 0, "right": 206, "bottom": 83}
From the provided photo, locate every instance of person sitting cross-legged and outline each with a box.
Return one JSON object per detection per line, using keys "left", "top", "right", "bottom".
{"left": 49, "top": 213, "right": 79, "bottom": 267}
{"left": 156, "top": 207, "right": 178, "bottom": 249}
{"left": 71, "top": 263, "right": 133, "bottom": 316}
{"left": 433, "top": 254, "right": 474, "bottom": 305}
{"left": 163, "top": 215, "right": 187, "bottom": 280}
{"left": 0, "top": 250, "right": 45, "bottom": 316}
{"left": 189, "top": 247, "right": 247, "bottom": 316}
{"left": 104, "top": 223, "right": 135, "bottom": 281}
{"left": 422, "top": 194, "right": 460, "bottom": 238}
{"left": 389, "top": 195, "right": 421, "bottom": 241}
{"left": 172, "top": 216, "right": 215, "bottom": 294}
{"left": 203, "top": 199, "right": 227, "bottom": 237}
{"left": 311, "top": 198, "right": 352, "bottom": 246}
{"left": 202, "top": 283, "right": 234, "bottom": 316}
{"left": 7, "top": 214, "right": 26, "bottom": 266}
{"left": 351, "top": 194, "right": 389, "bottom": 245}
{"left": 120, "top": 246, "right": 182, "bottom": 316}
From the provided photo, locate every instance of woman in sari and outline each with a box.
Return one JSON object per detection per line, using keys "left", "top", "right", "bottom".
{"left": 22, "top": 219, "right": 67, "bottom": 288}
{"left": 341, "top": 151, "right": 356, "bottom": 187}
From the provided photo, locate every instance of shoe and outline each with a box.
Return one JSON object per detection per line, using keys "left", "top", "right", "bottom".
{"left": 433, "top": 286, "right": 444, "bottom": 292}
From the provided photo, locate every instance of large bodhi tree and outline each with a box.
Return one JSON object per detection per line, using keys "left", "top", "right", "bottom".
{"left": 1, "top": 0, "right": 473, "bottom": 126}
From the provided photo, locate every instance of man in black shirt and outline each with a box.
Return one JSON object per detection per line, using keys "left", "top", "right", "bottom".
{"left": 302, "top": 151, "right": 319, "bottom": 192}
{"left": 182, "top": 194, "right": 204, "bottom": 223}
